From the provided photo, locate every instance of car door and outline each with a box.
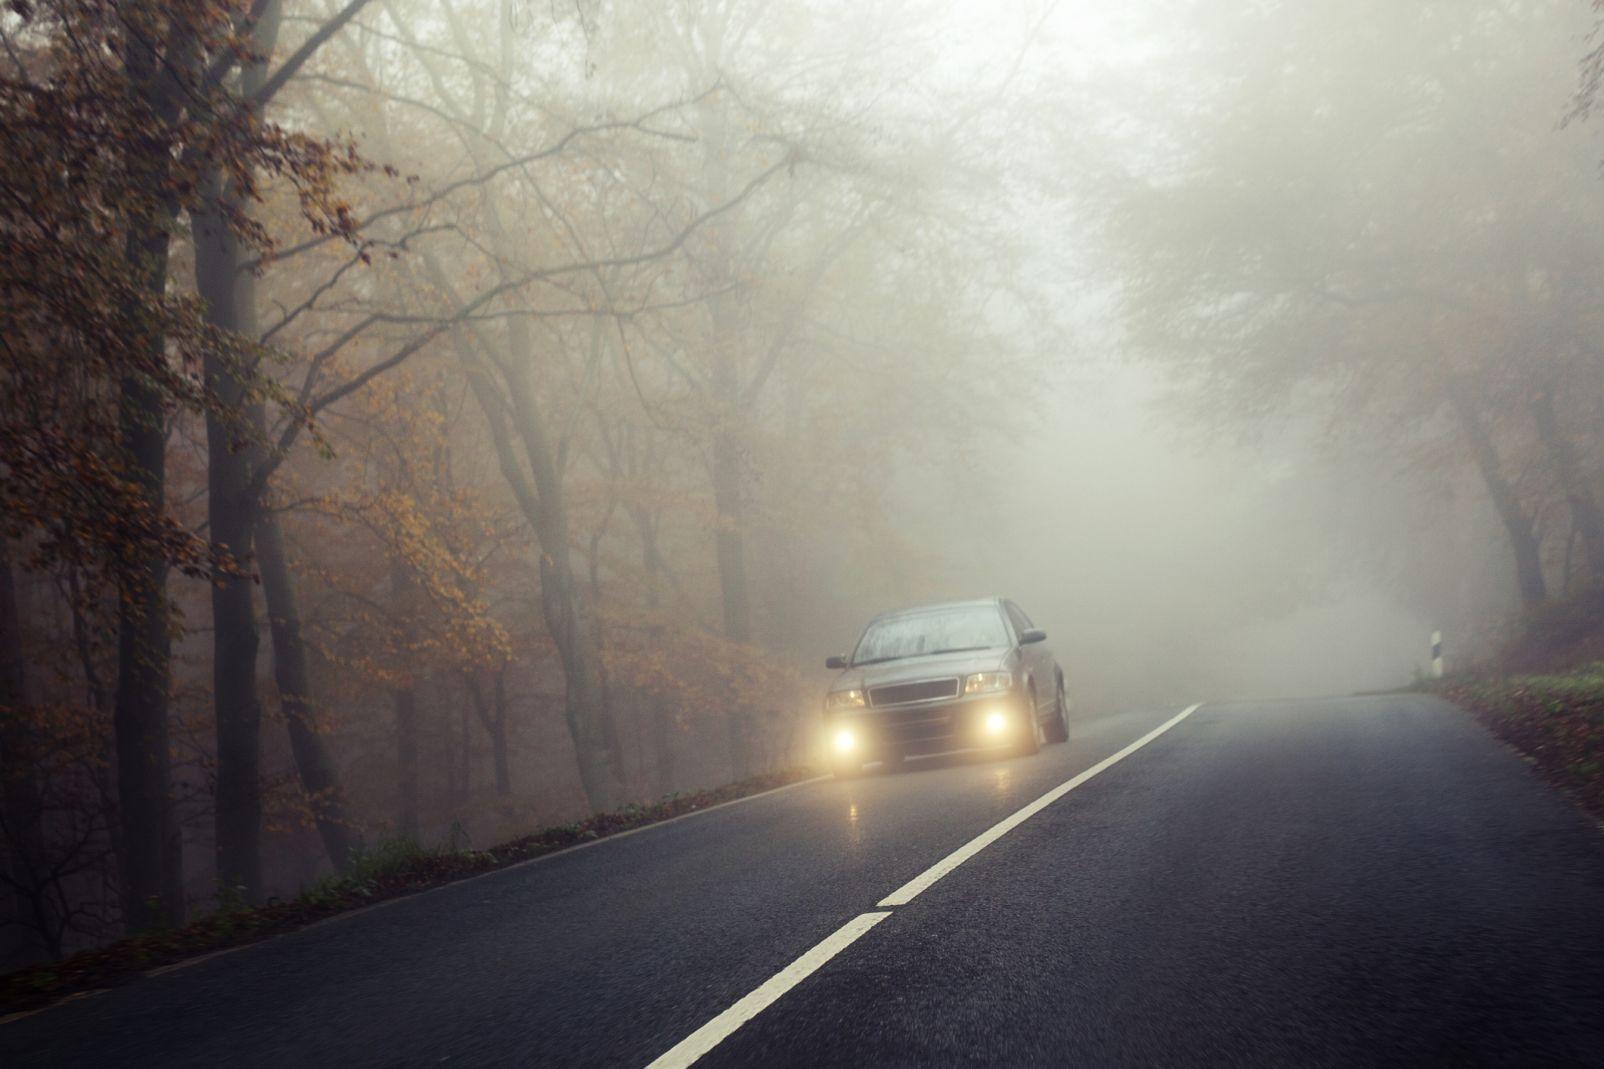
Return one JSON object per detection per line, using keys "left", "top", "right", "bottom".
{"left": 1004, "top": 600, "right": 1052, "bottom": 716}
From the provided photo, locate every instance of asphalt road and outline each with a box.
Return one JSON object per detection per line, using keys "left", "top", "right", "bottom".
{"left": 5, "top": 696, "right": 1604, "bottom": 1067}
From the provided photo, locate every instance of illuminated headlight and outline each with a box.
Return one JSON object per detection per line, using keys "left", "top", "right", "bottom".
{"left": 833, "top": 727, "right": 859, "bottom": 753}
{"left": 983, "top": 710, "right": 1010, "bottom": 736}
{"left": 826, "top": 688, "right": 867, "bottom": 710}
{"left": 964, "top": 671, "right": 1012, "bottom": 696}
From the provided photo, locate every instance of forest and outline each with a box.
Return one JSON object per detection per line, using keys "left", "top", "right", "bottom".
{"left": 5, "top": 0, "right": 1604, "bottom": 970}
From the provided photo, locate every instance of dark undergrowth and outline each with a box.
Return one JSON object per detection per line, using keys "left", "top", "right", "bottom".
{"left": 0, "top": 767, "right": 816, "bottom": 1016}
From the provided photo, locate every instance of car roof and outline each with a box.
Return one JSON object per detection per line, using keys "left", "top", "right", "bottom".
{"left": 866, "top": 597, "right": 1006, "bottom": 623}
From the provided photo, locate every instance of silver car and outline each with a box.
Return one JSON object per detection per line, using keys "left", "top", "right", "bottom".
{"left": 822, "top": 598, "right": 1069, "bottom": 776}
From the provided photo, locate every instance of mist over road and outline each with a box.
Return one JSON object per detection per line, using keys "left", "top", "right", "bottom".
{"left": 5, "top": 697, "right": 1603, "bottom": 1066}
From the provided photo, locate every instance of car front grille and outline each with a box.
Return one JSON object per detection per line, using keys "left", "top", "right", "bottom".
{"left": 875, "top": 703, "right": 960, "bottom": 743}
{"left": 869, "top": 678, "right": 959, "bottom": 707}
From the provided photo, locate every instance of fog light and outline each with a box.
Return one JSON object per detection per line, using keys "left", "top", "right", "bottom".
{"left": 833, "top": 727, "right": 858, "bottom": 754}
{"left": 983, "top": 710, "right": 1010, "bottom": 736}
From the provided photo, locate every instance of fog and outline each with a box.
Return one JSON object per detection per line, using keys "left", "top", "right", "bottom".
{"left": 5, "top": 0, "right": 1603, "bottom": 956}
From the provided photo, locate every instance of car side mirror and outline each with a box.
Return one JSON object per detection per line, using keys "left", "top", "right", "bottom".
{"left": 1019, "top": 629, "right": 1047, "bottom": 645}
{"left": 825, "top": 655, "right": 850, "bottom": 670}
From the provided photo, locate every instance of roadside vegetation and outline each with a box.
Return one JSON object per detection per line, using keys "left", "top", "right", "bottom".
{"left": 1435, "top": 593, "right": 1604, "bottom": 826}
{"left": 1441, "top": 668, "right": 1604, "bottom": 826}
{"left": 0, "top": 767, "right": 814, "bottom": 1016}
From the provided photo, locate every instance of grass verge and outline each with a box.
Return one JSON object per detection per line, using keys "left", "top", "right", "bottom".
{"left": 0, "top": 766, "right": 817, "bottom": 1017}
{"left": 1438, "top": 664, "right": 1604, "bottom": 825}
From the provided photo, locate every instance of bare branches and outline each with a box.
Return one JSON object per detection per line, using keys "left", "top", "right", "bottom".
{"left": 252, "top": 0, "right": 376, "bottom": 108}
{"left": 248, "top": 152, "right": 792, "bottom": 500}
{"left": 254, "top": 89, "right": 717, "bottom": 271}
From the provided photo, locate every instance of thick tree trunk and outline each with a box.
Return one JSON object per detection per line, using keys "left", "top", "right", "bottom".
{"left": 194, "top": 191, "right": 263, "bottom": 904}
{"left": 112, "top": 0, "right": 203, "bottom": 936}
{"left": 255, "top": 511, "right": 357, "bottom": 871}
{"left": 114, "top": 318, "right": 183, "bottom": 932}
{"left": 1449, "top": 381, "right": 1548, "bottom": 609}
{"left": 0, "top": 544, "right": 56, "bottom": 963}
{"left": 1530, "top": 387, "right": 1604, "bottom": 584}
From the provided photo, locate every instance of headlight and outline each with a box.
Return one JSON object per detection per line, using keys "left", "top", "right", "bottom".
{"left": 983, "top": 710, "right": 1011, "bottom": 735}
{"left": 826, "top": 688, "right": 866, "bottom": 710}
{"left": 833, "top": 727, "right": 858, "bottom": 753}
{"left": 964, "top": 671, "right": 1012, "bottom": 695}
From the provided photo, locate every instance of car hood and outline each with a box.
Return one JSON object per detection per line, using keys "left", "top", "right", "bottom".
{"left": 835, "top": 648, "right": 1012, "bottom": 692}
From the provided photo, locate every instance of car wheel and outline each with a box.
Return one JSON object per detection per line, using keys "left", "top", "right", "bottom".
{"left": 1018, "top": 689, "right": 1043, "bottom": 756}
{"left": 1045, "top": 677, "right": 1069, "bottom": 744}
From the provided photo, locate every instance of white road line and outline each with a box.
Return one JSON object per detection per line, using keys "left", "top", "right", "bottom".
{"left": 645, "top": 911, "right": 893, "bottom": 1069}
{"left": 878, "top": 702, "right": 1201, "bottom": 906}
{"left": 641, "top": 703, "right": 1201, "bottom": 1068}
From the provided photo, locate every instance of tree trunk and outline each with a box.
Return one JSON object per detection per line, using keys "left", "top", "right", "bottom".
{"left": 114, "top": 319, "right": 183, "bottom": 931}
{"left": 710, "top": 430, "right": 753, "bottom": 644}
{"left": 630, "top": 508, "right": 677, "bottom": 793}
{"left": 194, "top": 187, "right": 263, "bottom": 905}
{"left": 256, "top": 511, "right": 357, "bottom": 871}
{"left": 391, "top": 564, "right": 421, "bottom": 841}
{"left": 0, "top": 544, "right": 56, "bottom": 963}
{"left": 1530, "top": 386, "right": 1604, "bottom": 584}
{"left": 488, "top": 671, "right": 511, "bottom": 800}
{"left": 414, "top": 238, "right": 621, "bottom": 811}
{"left": 699, "top": 93, "right": 758, "bottom": 780}
{"left": 457, "top": 704, "right": 471, "bottom": 805}
{"left": 394, "top": 683, "right": 420, "bottom": 842}
{"left": 1449, "top": 381, "right": 1548, "bottom": 609}
{"left": 463, "top": 315, "right": 623, "bottom": 813}
{"left": 711, "top": 427, "right": 757, "bottom": 779}
{"left": 187, "top": 0, "right": 353, "bottom": 878}
{"left": 113, "top": 19, "right": 192, "bottom": 931}
{"left": 189, "top": 0, "right": 295, "bottom": 907}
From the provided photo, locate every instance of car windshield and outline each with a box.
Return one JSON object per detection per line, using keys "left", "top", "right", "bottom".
{"left": 852, "top": 606, "right": 1010, "bottom": 665}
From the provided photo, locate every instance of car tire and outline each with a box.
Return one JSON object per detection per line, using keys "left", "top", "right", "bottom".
{"left": 1045, "top": 677, "right": 1069, "bottom": 744}
{"left": 1018, "top": 690, "right": 1043, "bottom": 756}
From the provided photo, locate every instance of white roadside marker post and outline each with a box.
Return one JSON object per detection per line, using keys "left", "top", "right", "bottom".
{"left": 1431, "top": 630, "right": 1443, "bottom": 679}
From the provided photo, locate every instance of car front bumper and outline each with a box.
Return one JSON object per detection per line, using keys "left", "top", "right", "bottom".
{"left": 827, "top": 693, "right": 1031, "bottom": 760}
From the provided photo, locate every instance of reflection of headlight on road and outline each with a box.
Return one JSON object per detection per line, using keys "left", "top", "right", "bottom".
{"left": 983, "top": 710, "right": 1010, "bottom": 736}
{"left": 833, "top": 727, "right": 858, "bottom": 753}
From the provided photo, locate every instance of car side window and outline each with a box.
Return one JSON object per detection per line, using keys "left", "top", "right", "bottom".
{"left": 1004, "top": 601, "right": 1032, "bottom": 638}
